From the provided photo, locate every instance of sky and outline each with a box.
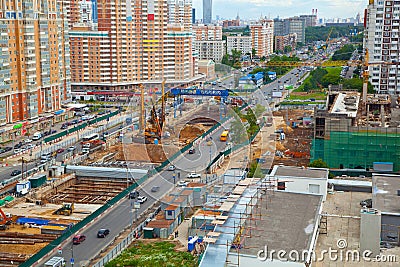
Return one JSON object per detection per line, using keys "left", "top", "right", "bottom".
{"left": 192, "top": 0, "right": 367, "bottom": 21}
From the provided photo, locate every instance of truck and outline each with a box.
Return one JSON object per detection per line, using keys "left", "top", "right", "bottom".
{"left": 272, "top": 91, "right": 283, "bottom": 98}
{"left": 44, "top": 257, "right": 65, "bottom": 267}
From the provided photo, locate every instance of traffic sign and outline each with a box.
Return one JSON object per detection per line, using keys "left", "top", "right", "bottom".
{"left": 71, "top": 258, "right": 74, "bottom": 265}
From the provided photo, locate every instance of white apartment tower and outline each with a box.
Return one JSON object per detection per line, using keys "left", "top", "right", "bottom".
{"left": 364, "top": 0, "right": 400, "bottom": 94}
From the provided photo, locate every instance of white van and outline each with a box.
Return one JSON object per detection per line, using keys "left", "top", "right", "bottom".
{"left": 32, "top": 132, "right": 42, "bottom": 141}
{"left": 44, "top": 256, "right": 65, "bottom": 267}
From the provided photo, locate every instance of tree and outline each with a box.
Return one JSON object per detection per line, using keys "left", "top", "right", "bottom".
{"left": 251, "top": 48, "right": 256, "bottom": 59}
{"left": 284, "top": 45, "right": 292, "bottom": 53}
{"left": 309, "top": 159, "right": 329, "bottom": 168}
{"left": 230, "top": 117, "right": 247, "bottom": 144}
{"left": 303, "top": 79, "right": 313, "bottom": 92}
{"left": 248, "top": 161, "right": 263, "bottom": 178}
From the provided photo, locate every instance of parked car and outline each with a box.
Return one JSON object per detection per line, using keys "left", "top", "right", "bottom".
{"left": 137, "top": 196, "right": 147, "bottom": 203}
{"left": 3, "top": 147, "right": 12, "bottom": 152}
{"left": 187, "top": 172, "right": 201, "bottom": 179}
{"left": 68, "top": 146, "right": 76, "bottom": 152}
{"left": 0, "top": 148, "right": 5, "bottom": 154}
{"left": 24, "top": 139, "right": 33, "bottom": 144}
{"left": 168, "top": 165, "right": 176, "bottom": 171}
{"left": 177, "top": 181, "right": 188, "bottom": 187}
{"left": 61, "top": 124, "right": 68, "bottom": 129}
{"left": 72, "top": 234, "right": 86, "bottom": 245}
{"left": 11, "top": 170, "right": 22, "bottom": 176}
{"left": 97, "top": 229, "right": 110, "bottom": 238}
{"left": 129, "top": 190, "right": 139, "bottom": 199}
{"left": 188, "top": 148, "right": 195, "bottom": 154}
{"left": 56, "top": 148, "right": 65, "bottom": 153}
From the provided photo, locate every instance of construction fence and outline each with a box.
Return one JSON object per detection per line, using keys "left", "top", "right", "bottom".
{"left": 311, "top": 126, "right": 400, "bottom": 171}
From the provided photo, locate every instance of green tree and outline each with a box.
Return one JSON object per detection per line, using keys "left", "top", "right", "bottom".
{"left": 321, "top": 73, "right": 342, "bottom": 87}
{"left": 248, "top": 161, "right": 263, "bottom": 178}
{"left": 284, "top": 45, "right": 292, "bottom": 53}
{"left": 303, "top": 79, "right": 313, "bottom": 92}
{"left": 251, "top": 48, "right": 256, "bottom": 59}
{"left": 309, "top": 159, "right": 329, "bottom": 168}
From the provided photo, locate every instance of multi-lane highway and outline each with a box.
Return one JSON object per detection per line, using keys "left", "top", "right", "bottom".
{"left": 43, "top": 126, "right": 228, "bottom": 266}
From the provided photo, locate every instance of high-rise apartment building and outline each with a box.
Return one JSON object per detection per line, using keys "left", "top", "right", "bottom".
{"left": 275, "top": 34, "right": 297, "bottom": 52}
{"left": 193, "top": 24, "right": 224, "bottom": 62}
{"left": 193, "top": 24, "right": 222, "bottom": 40}
{"left": 203, "top": 0, "right": 212, "bottom": 24}
{"left": 299, "top": 14, "right": 317, "bottom": 27}
{"left": 68, "top": 0, "right": 196, "bottom": 91}
{"left": 274, "top": 17, "right": 305, "bottom": 44}
{"left": 364, "top": 0, "right": 400, "bottom": 94}
{"left": 0, "top": 0, "right": 70, "bottom": 124}
{"left": 226, "top": 35, "right": 252, "bottom": 55}
{"left": 250, "top": 19, "right": 274, "bottom": 57}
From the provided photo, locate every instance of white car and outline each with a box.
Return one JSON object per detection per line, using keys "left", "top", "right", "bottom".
{"left": 137, "top": 196, "right": 147, "bottom": 203}
{"left": 187, "top": 172, "right": 201, "bottom": 179}
{"left": 168, "top": 165, "right": 176, "bottom": 171}
{"left": 177, "top": 181, "right": 188, "bottom": 187}
{"left": 24, "top": 139, "right": 33, "bottom": 144}
{"left": 68, "top": 146, "right": 76, "bottom": 152}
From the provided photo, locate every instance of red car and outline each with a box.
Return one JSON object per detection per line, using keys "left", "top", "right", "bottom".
{"left": 73, "top": 234, "right": 86, "bottom": 245}
{"left": 57, "top": 148, "right": 65, "bottom": 153}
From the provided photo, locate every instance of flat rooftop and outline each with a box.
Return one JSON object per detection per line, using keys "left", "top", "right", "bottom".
{"left": 271, "top": 165, "right": 328, "bottom": 179}
{"left": 329, "top": 92, "right": 360, "bottom": 118}
{"left": 231, "top": 191, "right": 323, "bottom": 260}
{"left": 372, "top": 173, "right": 400, "bottom": 215}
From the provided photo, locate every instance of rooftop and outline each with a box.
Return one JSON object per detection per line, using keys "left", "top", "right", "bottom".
{"left": 271, "top": 165, "right": 329, "bottom": 179}
{"left": 329, "top": 92, "right": 360, "bottom": 118}
{"left": 232, "top": 191, "right": 323, "bottom": 260}
{"left": 372, "top": 173, "right": 400, "bottom": 215}
{"left": 146, "top": 213, "right": 174, "bottom": 228}
{"left": 165, "top": 204, "right": 179, "bottom": 211}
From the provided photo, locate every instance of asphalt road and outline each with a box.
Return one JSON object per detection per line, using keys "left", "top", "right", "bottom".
{"left": 43, "top": 125, "right": 228, "bottom": 266}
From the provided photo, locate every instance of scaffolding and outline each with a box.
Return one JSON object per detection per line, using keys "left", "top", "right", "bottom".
{"left": 311, "top": 125, "right": 400, "bottom": 171}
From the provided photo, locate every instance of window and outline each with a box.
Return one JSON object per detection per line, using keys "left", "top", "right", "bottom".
{"left": 309, "top": 184, "right": 320, "bottom": 194}
{"left": 167, "top": 210, "right": 173, "bottom": 216}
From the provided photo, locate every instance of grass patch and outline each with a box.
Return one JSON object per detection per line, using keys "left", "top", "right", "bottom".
{"left": 105, "top": 241, "right": 197, "bottom": 267}
{"left": 325, "top": 67, "right": 342, "bottom": 76}
{"left": 288, "top": 92, "right": 326, "bottom": 100}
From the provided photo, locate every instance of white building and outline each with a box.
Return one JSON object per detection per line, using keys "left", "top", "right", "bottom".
{"left": 364, "top": 0, "right": 400, "bottom": 94}
{"left": 193, "top": 40, "right": 225, "bottom": 62}
{"left": 266, "top": 165, "right": 329, "bottom": 201}
{"left": 226, "top": 35, "right": 252, "bottom": 55}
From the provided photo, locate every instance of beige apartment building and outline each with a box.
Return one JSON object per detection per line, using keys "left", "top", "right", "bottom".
{"left": 250, "top": 19, "right": 274, "bottom": 57}
{"left": 68, "top": 0, "right": 197, "bottom": 91}
{"left": 0, "top": 0, "right": 70, "bottom": 124}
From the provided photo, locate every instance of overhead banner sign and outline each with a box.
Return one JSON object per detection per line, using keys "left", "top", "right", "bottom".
{"left": 171, "top": 88, "right": 229, "bottom": 97}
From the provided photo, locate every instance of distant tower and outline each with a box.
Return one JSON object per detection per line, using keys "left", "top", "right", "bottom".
{"left": 203, "top": 0, "right": 212, "bottom": 24}
{"left": 192, "top": 8, "right": 196, "bottom": 24}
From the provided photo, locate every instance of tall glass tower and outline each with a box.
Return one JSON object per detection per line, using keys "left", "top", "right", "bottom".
{"left": 203, "top": 0, "right": 212, "bottom": 24}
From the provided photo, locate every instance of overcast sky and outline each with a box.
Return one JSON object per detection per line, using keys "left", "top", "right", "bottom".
{"left": 192, "top": 0, "right": 367, "bottom": 21}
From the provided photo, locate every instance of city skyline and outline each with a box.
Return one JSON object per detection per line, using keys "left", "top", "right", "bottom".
{"left": 193, "top": 0, "right": 366, "bottom": 21}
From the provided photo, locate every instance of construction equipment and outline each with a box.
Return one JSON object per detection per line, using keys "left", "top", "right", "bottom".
{"left": 0, "top": 208, "right": 12, "bottom": 230}
{"left": 144, "top": 80, "right": 167, "bottom": 144}
{"left": 53, "top": 203, "right": 74, "bottom": 216}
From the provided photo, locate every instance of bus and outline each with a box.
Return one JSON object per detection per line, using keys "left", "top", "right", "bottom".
{"left": 82, "top": 133, "right": 99, "bottom": 143}
{"left": 220, "top": 130, "right": 229, "bottom": 142}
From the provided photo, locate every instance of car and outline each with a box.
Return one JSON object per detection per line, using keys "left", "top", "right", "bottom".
{"left": 24, "top": 139, "right": 33, "bottom": 144}
{"left": 40, "top": 158, "right": 50, "bottom": 164}
{"left": 188, "top": 148, "right": 195, "bottom": 154}
{"left": 68, "top": 146, "right": 76, "bottom": 152}
{"left": 151, "top": 186, "right": 160, "bottom": 192}
{"left": 50, "top": 129, "right": 57, "bottom": 134}
{"left": 57, "top": 148, "right": 65, "bottom": 153}
{"left": 11, "top": 170, "right": 22, "bottom": 176}
{"left": 0, "top": 148, "right": 5, "bottom": 154}
{"left": 26, "top": 144, "right": 35, "bottom": 149}
{"left": 61, "top": 124, "right": 68, "bottom": 129}
{"left": 97, "top": 229, "right": 110, "bottom": 238}
{"left": 3, "top": 147, "right": 12, "bottom": 152}
{"left": 72, "top": 234, "right": 86, "bottom": 245}
{"left": 137, "top": 196, "right": 147, "bottom": 203}
{"left": 168, "top": 165, "right": 176, "bottom": 171}
{"left": 360, "top": 199, "right": 372, "bottom": 208}
{"left": 82, "top": 143, "right": 91, "bottom": 148}
{"left": 177, "top": 181, "right": 188, "bottom": 187}
{"left": 187, "top": 172, "right": 201, "bottom": 179}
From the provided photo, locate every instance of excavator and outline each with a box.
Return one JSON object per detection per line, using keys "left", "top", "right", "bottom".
{"left": 0, "top": 208, "right": 12, "bottom": 230}
{"left": 53, "top": 203, "right": 74, "bottom": 216}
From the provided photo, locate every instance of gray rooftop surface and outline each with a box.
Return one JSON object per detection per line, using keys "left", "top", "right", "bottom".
{"left": 372, "top": 173, "right": 400, "bottom": 215}
{"left": 273, "top": 165, "right": 328, "bottom": 179}
{"left": 232, "top": 191, "right": 323, "bottom": 260}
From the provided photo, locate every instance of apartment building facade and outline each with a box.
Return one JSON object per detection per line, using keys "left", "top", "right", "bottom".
{"left": 68, "top": 0, "right": 197, "bottom": 91}
{"left": 0, "top": 0, "right": 70, "bottom": 124}
{"left": 364, "top": 0, "right": 400, "bottom": 94}
{"left": 226, "top": 35, "right": 252, "bottom": 55}
{"left": 192, "top": 24, "right": 224, "bottom": 62}
{"left": 250, "top": 19, "right": 274, "bottom": 57}
{"left": 274, "top": 17, "right": 305, "bottom": 44}
{"left": 192, "top": 24, "right": 222, "bottom": 40}
{"left": 275, "top": 33, "right": 297, "bottom": 52}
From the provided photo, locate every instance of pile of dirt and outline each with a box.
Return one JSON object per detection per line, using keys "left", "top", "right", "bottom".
{"left": 276, "top": 142, "right": 286, "bottom": 151}
{"left": 178, "top": 125, "right": 205, "bottom": 144}
{"left": 118, "top": 144, "right": 179, "bottom": 163}
{"left": 276, "top": 124, "right": 294, "bottom": 134}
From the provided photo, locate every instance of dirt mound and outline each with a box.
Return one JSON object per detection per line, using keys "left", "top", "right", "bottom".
{"left": 276, "top": 124, "right": 294, "bottom": 134}
{"left": 276, "top": 142, "right": 286, "bottom": 151}
{"left": 118, "top": 144, "right": 179, "bottom": 163}
{"left": 178, "top": 125, "right": 205, "bottom": 144}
